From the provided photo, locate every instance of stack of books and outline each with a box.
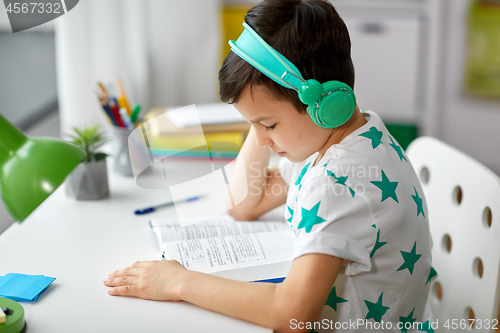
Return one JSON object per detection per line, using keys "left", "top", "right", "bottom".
{"left": 145, "top": 103, "right": 250, "bottom": 161}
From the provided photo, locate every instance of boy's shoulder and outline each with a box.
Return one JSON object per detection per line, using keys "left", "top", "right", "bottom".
{"left": 281, "top": 110, "right": 417, "bottom": 199}
{"left": 302, "top": 110, "right": 408, "bottom": 184}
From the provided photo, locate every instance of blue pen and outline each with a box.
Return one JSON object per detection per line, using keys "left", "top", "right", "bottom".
{"left": 253, "top": 277, "right": 285, "bottom": 283}
{"left": 98, "top": 100, "right": 119, "bottom": 126}
{"left": 134, "top": 196, "right": 203, "bottom": 215}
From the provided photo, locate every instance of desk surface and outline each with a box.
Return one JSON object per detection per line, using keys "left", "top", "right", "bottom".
{"left": 0, "top": 161, "right": 273, "bottom": 333}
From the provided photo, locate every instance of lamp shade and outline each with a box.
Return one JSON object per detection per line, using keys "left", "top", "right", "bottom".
{"left": 0, "top": 114, "right": 85, "bottom": 222}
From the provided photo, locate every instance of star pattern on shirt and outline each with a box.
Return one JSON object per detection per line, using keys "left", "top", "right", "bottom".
{"left": 370, "top": 229, "right": 387, "bottom": 258}
{"left": 425, "top": 267, "right": 438, "bottom": 285}
{"left": 297, "top": 201, "right": 326, "bottom": 233}
{"left": 295, "top": 162, "right": 310, "bottom": 187}
{"left": 287, "top": 206, "right": 294, "bottom": 227}
{"left": 397, "top": 241, "right": 422, "bottom": 275}
{"left": 389, "top": 135, "right": 408, "bottom": 162}
{"left": 399, "top": 308, "right": 417, "bottom": 333}
{"left": 364, "top": 293, "right": 390, "bottom": 323}
{"left": 321, "top": 159, "right": 332, "bottom": 169}
{"left": 418, "top": 320, "right": 435, "bottom": 333}
{"left": 326, "top": 170, "right": 356, "bottom": 197}
{"left": 371, "top": 170, "right": 399, "bottom": 203}
{"left": 325, "top": 286, "right": 348, "bottom": 311}
{"left": 359, "top": 126, "right": 383, "bottom": 149}
{"left": 332, "top": 241, "right": 361, "bottom": 262}
{"left": 411, "top": 186, "right": 425, "bottom": 218}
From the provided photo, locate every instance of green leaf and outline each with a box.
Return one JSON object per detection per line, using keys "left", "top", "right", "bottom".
{"left": 67, "top": 124, "right": 108, "bottom": 161}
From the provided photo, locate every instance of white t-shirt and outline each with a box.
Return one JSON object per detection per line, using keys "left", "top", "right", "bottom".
{"left": 279, "top": 111, "right": 435, "bottom": 332}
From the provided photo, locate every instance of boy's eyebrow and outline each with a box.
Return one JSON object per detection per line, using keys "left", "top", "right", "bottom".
{"left": 250, "top": 116, "right": 272, "bottom": 123}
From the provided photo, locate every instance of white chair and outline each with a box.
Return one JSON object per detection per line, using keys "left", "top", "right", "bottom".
{"left": 406, "top": 136, "right": 500, "bottom": 332}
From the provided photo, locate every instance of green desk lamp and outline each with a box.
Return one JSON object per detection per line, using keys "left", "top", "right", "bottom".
{"left": 0, "top": 113, "right": 85, "bottom": 222}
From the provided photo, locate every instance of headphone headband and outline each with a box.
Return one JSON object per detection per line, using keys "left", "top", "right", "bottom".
{"left": 228, "top": 23, "right": 305, "bottom": 90}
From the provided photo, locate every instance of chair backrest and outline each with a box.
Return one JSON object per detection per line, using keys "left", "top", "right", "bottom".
{"left": 407, "top": 136, "right": 500, "bottom": 332}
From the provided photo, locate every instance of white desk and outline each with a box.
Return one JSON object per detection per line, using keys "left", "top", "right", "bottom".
{"left": 0, "top": 160, "right": 274, "bottom": 333}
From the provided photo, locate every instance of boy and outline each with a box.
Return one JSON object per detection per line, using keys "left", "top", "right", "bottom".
{"left": 104, "top": 1, "right": 434, "bottom": 332}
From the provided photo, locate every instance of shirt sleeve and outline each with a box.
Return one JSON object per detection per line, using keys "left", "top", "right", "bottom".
{"left": 292, "top": 176, "right": 377, "bottom": 276}
{"left": 278, "top": 157, "right": 295, "bottom": 185}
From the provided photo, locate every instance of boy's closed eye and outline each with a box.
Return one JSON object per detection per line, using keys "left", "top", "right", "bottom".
{"left": 263, "top": 123, "right": 277, "bottom": 130}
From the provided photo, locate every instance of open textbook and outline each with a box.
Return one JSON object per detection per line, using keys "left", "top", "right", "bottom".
{"left": 150, "top": 216, "right": 295, "bottom": 282}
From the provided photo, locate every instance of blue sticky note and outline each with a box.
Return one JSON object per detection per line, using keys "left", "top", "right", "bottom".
{"left": 0, "top": 273, "right": 56, "bottom": 302}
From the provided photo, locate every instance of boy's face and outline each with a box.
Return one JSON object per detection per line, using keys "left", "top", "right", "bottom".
{"left": 234, "top": 84, "right": 334, "bottom": 163}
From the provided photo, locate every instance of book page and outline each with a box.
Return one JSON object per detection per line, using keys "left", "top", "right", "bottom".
{"left": 163, "top": 230, "right": 295, "bottom": 274}
{"left": 151, "top": 216, "right": 289, "bottom": 243}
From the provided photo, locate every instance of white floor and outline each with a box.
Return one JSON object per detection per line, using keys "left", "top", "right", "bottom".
{"left": 0, "top": 111, "right": 60, "bottom": 234}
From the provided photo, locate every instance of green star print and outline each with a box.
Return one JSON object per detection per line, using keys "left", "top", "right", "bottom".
{"left": 425, "top": 267, "right": 437, "bottom": 285}
{"left": 325, "top": 286, "right": 348, "bottom": 311}
{"left": 411, "top": 186, "right": 425, "bottom": 217}
{"left": 359, "top": 126, "right": 383, "bottom": 149}
{"left": 389, "top": 135, "right": 408, "bottom": 162}
{"left": 418, "top": 320, "right": 435, "bottom": 333}
{"left": 371, "top": 170, "right": 399, "bottom": 203}
{"left": 364, "top": 293, "right": 390, "bottom": 322}
{"left": 397, "top": 241, "right": 422, "bottom": 275}
{"left": 399, "top": 308, "right": 417, "bottom": 333}
{"left": 287, "top": 206, "right": 294, "bottom": 226}
{"left": 295, "top": 162, "right": 310, "bottom": 186}
{"left": 297, "top": 202, "right": 326, "bottom": 233}
{"left": 370, "top": 229, "right": 387, "bottom": 258}
{"left": 332, "top": 241, "right": 361, "bottom": 262}
{"left": 327, "top": 170, "right": 356, "bottom": 197}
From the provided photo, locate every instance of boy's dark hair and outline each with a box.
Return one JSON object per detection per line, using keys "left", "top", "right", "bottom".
{"left": 219, "top": 0, "right": 355, "bottom": 113}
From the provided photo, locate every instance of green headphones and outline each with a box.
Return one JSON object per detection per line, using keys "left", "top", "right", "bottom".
{"left": 229, "top": 22, "right": 356, "bottom": 128}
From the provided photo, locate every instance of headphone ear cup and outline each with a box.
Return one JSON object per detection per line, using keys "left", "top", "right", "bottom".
{"left": 307, "top": 81, "right": 356, "bottom": 128}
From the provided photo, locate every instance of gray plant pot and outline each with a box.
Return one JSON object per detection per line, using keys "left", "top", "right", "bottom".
{"left": 66, "top": 159, "right": 109, "bottom": 200}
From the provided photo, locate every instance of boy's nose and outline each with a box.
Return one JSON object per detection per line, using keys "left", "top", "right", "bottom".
{"left": 255, "top": 130, "right": 273, "bottom": 148}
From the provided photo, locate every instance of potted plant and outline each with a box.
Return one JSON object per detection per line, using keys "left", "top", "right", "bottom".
{"left": 65, "top": 125, "right": 109, "bottom": 200}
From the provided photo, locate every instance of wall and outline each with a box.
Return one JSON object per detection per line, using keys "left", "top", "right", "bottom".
{"left": 440, "top": 0, "right": 500, "bottom": 175}
{"left": 0, "top": 2, "right": 57, "bottom": 128}
{"left": 55, "top": 0, "right": 222, "bottom": 136}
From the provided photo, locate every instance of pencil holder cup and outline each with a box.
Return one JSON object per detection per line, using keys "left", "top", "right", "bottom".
{"left": 109, "top": 126, "right": 133, "bottom": 177}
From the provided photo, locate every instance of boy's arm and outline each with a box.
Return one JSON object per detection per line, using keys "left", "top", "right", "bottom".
{"left": 228, "top": 126, "right": 288, "bottom": 221}
{"left": 105, "top": 253, "right": 342, "bottom": 333}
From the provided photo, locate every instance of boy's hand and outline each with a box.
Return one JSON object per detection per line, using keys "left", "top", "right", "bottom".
{"left": 104, "top": 260, "right": 187, "bottom": 301}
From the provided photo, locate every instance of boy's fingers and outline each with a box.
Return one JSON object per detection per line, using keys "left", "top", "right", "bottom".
{"left": 108, "top": 285, "right": 138, "bottom": 297}
{"left": 108, "top": 266, "right": 141, "bottom": 278}
{"left": 104, "top": 275, "right": 138, "bottom": 287}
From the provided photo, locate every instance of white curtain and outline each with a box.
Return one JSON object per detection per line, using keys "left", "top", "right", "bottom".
{"left": 55, "top": 0, "right": 222, "bottom": 136}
